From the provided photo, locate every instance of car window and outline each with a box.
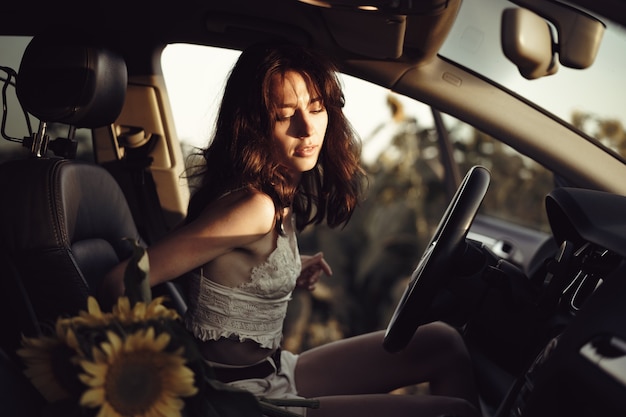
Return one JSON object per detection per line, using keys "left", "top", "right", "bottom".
{"left": 442, "top": 113, "right": 553, "bottom": 232}
{"left": 160, "top": 44, "right": 432, "bottom": 158}
{"left": 0, "top": 36, "right": 31, "bottom": 162}
{"left": 161, "top": 43, "right": 552, "bottom": 237}
{"left": 0, "top": 35, "right": 95, "bottom": 163}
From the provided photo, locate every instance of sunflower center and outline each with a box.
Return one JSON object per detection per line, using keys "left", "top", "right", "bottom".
{"left": 105, "top": 350, "right": 164, "bottom": 415}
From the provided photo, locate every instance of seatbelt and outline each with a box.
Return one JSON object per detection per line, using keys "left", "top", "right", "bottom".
{"left": 103, "top": 133, "right": 169, "bottom": 245}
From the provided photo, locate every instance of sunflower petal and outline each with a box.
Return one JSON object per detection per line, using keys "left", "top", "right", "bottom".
{"left": 80, "top": 386, "right": 105, "bottom": 407}
{"left": 87, "top": 296, "right": 103, "bottom": 316}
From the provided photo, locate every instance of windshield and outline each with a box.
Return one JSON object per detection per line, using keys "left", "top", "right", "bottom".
{"left": 439, "top": 0, "right": 626, "bottom": 157}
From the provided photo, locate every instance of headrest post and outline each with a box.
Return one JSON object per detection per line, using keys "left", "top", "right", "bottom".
{"left": 30, "top": 121, "right": 49, "bottom": 158}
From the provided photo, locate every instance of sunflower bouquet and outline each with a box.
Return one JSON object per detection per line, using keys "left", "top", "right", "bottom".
{"left": 17, "top": 242, "right": 311, "bottom": 417}
{"left": 18, "top": 296, "right": 200, "bottom": 416}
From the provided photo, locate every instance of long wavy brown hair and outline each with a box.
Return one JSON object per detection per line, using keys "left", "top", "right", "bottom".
{"left": 186, "top": 42, "right": 366, "bottom": 231}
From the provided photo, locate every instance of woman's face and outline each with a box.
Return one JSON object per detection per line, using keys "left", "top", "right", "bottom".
{"left": 270, "top": 70, "right": 328, "bottom": 180}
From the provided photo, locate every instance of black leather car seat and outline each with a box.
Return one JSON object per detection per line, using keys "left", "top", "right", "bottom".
{"left": 0, "top": 30, "right": 139, "bottom": 328}
{"left": 0, "top": 29, "right": 184, "bottom": 355}
{"left": 0, "top": 158, "right": 143, "bottom": 322}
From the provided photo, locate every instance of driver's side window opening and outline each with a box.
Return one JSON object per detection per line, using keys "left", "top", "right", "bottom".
{"left": 441, "top": 114, "right": 553, "bottom": 233}
{"left": 160, "top": 43, "right": 553, "bottom": 351}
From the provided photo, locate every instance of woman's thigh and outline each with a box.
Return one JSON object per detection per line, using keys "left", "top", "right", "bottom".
{"left": 294, "top": 322, "right": 471, "bottom": 398}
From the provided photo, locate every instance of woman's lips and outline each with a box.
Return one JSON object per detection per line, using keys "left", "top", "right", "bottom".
{"left": 294, "top": 145, "right": 317, "bottom": 157}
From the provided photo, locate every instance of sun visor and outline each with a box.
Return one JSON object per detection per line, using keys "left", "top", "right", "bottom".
{"left": 314, "top": 0, "right": 461, "bottom": 61}
{"left": 321, "top": 10, "right": 406, "bottom": 59}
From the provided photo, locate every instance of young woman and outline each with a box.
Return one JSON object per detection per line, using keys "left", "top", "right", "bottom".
{"left": 103, "top": 42, "right": 481, "bottom": 417}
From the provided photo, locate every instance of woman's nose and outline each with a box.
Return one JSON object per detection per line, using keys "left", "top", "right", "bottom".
{"left": 295, "top": 112, "right": 314, "bottom": 138}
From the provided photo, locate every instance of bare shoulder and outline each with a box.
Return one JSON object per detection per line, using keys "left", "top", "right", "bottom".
{"left": 195, "top": 188, "right": 277, "bottom": 237}
{"left": 228, "top": 189, "right": 276, "bottom": 230}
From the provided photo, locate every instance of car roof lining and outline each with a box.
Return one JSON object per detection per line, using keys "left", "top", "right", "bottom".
{"left": 3, "top": 0, "right": 460, "bottom": 64}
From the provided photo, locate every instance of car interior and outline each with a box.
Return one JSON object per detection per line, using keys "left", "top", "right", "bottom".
{"left": 2, "top": 0, "right": 626, "bottom": 416}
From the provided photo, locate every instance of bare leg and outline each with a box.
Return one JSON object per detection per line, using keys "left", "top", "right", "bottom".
{"left": 295, "top": 322, "right": 480, "bottom": 417}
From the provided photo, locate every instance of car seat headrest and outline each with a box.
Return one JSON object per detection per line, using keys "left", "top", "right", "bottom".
{"left": 16, "top": 28, "right": 127, "bottom": 128}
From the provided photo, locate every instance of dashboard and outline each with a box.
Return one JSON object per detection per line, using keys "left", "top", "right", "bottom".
{"left": 499, "top": 187, "right": 626, "bottom": 417}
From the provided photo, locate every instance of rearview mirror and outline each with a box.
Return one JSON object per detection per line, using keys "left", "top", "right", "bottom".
{"left": 509, "top": 0, "right": 605, "bottom": 69}
{"left": 501, "top": 7, "right": 558, "bottom": 79}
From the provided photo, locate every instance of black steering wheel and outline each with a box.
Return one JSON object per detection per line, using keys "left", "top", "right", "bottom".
{"left": 383, "top": 165, "right": 491, "bottom": 353}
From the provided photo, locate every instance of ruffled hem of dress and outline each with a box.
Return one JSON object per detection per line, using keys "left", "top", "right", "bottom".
{"left": 184, "top": 318, "right": 280, "bottom": 349}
